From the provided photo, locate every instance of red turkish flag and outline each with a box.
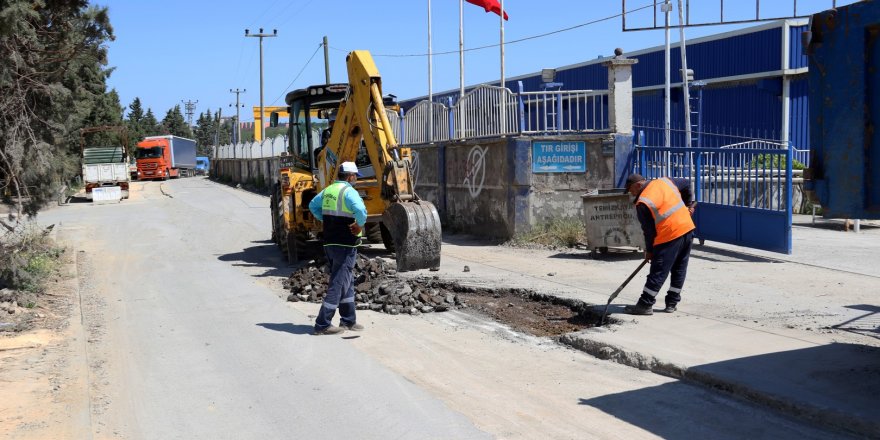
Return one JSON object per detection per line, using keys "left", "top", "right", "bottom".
{"left": 465, "top": 0, "right": 509, "bottom": 20}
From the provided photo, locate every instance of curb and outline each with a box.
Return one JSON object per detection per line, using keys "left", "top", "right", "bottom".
{"left": 558, "top": 332, "right": 878, "bottom": 438}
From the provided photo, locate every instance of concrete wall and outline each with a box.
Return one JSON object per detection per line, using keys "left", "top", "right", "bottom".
{"left": 411, "top": 134, "right": 619, "bottom": 239}
{"left": 211, "top": 158, "right": 279, "bottom": 190}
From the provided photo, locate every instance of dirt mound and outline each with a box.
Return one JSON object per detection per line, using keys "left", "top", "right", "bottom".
{"left": 283, "top": 255, "right": 461, "bottom": 315}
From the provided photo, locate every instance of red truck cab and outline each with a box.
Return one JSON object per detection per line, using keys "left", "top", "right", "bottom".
{"left": 135, "top": 136, "right": 196, "bottom": 180}
{"left": 136, "top": 137, "right": 176, "bottom": 180}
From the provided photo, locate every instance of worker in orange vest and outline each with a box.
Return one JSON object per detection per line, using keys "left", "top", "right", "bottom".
{"left": 623, "top": 173, "right": 696, "bottom": 315}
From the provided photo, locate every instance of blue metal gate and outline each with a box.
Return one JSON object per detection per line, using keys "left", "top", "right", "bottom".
{"left": 634, "top": 141, "right": 793, "bottom": 254}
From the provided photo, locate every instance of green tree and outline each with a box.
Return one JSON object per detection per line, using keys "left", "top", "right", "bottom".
{"left": 161, "top": 105, "right": 192, "bottom": 138}
{"left": 0, "top": 0, "right": 115, "bottom": 223}
{"left": 193, "top": 109, "right": 214, "bottom": 153}
{"left": 142, "top": 108, "right": 160, "bottom": 136}
{"left": 125, "top": 97, "right": 147, "bottom": 149}
{"left": 81, "top": 88, "right": 124, "bottom": 148}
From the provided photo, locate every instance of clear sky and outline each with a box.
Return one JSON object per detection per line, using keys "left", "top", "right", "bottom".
{"left": 98, "top": 0, "right": 855, "bottom": 123}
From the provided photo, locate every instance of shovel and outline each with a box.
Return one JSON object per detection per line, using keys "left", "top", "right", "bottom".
{"left": 598, "top": 258, "right": 649, "bottom": 326}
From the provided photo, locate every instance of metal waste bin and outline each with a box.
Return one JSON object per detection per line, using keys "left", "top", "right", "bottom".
{"left": 582, "top": 190, "right": 644, "bottom": 257}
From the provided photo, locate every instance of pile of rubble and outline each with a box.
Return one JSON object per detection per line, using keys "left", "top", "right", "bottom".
{"left": 283, "top": 255, "right": 462, "bottom": 315}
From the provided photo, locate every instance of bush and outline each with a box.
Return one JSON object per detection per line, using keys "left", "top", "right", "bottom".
{"left": 0, "top": 223, "right": 62, "bottom": 293}
{"left": 509, "top": 218, "right": 586, "bottom": 248}
{"left": 750, "top": 154, "right": 806, "bottom": 171}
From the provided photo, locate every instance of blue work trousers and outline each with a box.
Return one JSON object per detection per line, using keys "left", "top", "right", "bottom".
{"left": 314, "top": 246, "right": 358, "bottom": 331}
{"left": 638, "top": 231, "right": 694, "bottom": 307}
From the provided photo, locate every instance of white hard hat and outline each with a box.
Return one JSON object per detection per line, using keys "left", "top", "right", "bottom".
{"left": 341, "top": 161, "right": 361, "bottom": 176}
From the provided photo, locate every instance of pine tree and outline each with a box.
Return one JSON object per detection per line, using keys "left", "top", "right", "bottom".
{"left": 81, "top": 88, "right": 124, "bottom": 147}
{"left": 194, "top": 110, "right": 215, "bottom": 153}
{"left": 126, "top": 97, "right": 146, "bottom": 148}
{"left": 0, "top": 0, "right": 115, "bottom": 219}
{"left": 161, "top": 105, "right": 192, "bottom": 138}
{"left": 142, "top": 109, "right": 160, "bottom": 136}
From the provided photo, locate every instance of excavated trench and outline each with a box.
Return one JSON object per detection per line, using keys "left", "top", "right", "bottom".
{"left": 283, "top": 255, "right": 613, "bottom": 336}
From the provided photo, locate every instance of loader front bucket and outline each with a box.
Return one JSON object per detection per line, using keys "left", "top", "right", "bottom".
{"left": 382, "top": 200, "right": 442, "bottom": 271}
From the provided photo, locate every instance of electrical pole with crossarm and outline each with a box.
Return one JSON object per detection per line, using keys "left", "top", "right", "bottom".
{"left": 245, "top": 28, "right": 277, "bottom": 142}
{"left": 229, "top": 88, "right": 246, "bottom": 146}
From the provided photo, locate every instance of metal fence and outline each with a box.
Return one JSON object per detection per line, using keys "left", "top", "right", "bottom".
{"left": 385, "top": 108, "right": 404, "bottom": 144}
{"left": 213, "top": 135, "right": 287, "bottom": 159}
{"left": 519, "top": 89, "right": 608, "bottom": 134}
{"left": 634, "top": 121, "right": 810, "bottom": 167}
{"left": 403, "top": 84, "right": 611, "bottom": 145}
{"left": 451, "top": 85, "right": 519, "bottom": 139}
{"left": 634, "top": 143, "right": 793, "bottom": 212}
{"left": 404, "top": 100, "right": 450, "bottom": 145}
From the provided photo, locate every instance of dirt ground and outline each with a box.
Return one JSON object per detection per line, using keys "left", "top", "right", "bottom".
{"left": 457, "top": 288, "right": 597, "bottom": 336}
{"left": 0, "top": 243, "right": 92, "bottom": 440}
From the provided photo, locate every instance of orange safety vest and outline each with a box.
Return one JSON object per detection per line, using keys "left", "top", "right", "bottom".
{"left": 636, "top": 177, "right": 696, "bottom": 246}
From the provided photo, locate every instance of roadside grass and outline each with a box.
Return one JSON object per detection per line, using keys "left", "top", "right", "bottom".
{"left": 1, "top": 223, "right": 63, "bottom": 296}
{"left": 508, "top": 218, "right": 586, "bottom": 249}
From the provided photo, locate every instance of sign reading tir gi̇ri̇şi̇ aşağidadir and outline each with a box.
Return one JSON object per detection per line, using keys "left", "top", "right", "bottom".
{"left": 532, "top": 141, "right": 586, "bottom": 173}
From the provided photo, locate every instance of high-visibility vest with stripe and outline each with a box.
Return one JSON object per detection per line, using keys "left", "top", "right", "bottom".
{"left": 320, "top": 182, "right": 362, "bottom": 247}
{"left": 636, "top": 177, "right": 695, "bottom": 246}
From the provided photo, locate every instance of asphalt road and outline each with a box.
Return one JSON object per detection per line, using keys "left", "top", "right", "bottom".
{"left": 34, "top": 177, "right": 857, "bottom": 440}
{"left": 40, "top": 179, "right": 489, "bottom": 439}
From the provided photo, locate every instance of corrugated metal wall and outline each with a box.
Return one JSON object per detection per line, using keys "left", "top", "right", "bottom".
{"left": 789, "top": 24, "right": 809, "bottom": 69}
{"left": 400, "top": 20, "right": 813, "bottom": 151}
{"left": 789, "top": 75, "right": 810, "bottom": 149}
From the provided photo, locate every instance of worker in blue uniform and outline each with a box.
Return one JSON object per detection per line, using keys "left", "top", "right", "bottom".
{"left": 308, "top": 162, "right": 368, "bottom": 335}
{"left": 623, "top": 173, "right": 697, "bottom": 315}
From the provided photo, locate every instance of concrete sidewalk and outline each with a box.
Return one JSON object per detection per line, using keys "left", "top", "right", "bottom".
{"left": 565, "top": 217, "right": 880, "bottom": 437}
{"left": 422, "top": 221, "right": 880, "bottom": 438}
{"left": 561, "top": 309, "right": 880, "bottom": 438}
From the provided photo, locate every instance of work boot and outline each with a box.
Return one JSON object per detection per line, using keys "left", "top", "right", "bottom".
{"left": 312, "top": 325, "right": 345, "bottom": 336}
{"left": 340, "top": 322, "right": 364, "bottom": 331}
{"left": 663, "top": 304, "right": 677, "bottom": 313}
{"left": 624, "top": 303, "right": 654, "bottom": 315}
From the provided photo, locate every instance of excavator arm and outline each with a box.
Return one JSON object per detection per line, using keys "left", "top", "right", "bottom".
{"left": 320, "top": 50, "right": 441, "bottom": 271}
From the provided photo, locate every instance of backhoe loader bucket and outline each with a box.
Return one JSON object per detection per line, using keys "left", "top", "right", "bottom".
{"left": 382, "top": 201, "right": 442, "bottom": 272}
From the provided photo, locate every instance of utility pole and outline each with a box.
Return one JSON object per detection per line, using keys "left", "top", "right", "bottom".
{"left": 229, "top": 88, "right": 246, "bottom": 146}
{"left": 214, "top": 107, "right": 222, "bottom": 149}
{"left": 182, "top": 99, "right": 198, "bottom": 128}
{"left": 245, "top": 28, "right": 277, "bottom": 142}
{"left": 323, "top": 36, "right": 330, "bottom": 85}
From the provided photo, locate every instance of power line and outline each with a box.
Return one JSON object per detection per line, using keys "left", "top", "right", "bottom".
{"left": 330, "top": 2, "right": 657, "bottom": 58}
{"left": 270, "top": 42, "right": 324, "bottom": 105}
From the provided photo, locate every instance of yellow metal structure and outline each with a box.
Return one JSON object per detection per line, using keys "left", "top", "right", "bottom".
{"left": 252, "top": 106, "right": 288, "bottom": 141}
{"left": 270, "top": 50, "right": 441, "bottom": 271}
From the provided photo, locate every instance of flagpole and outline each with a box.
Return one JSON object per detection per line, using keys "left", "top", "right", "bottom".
{"left": 459, "top": 0, "right": 465, "bottom": 137}
{"left": 427, "top": 0, "right": 434, "bottom": 143}
{"left": 499, "top": 0, "right": 506, "bottom": 133}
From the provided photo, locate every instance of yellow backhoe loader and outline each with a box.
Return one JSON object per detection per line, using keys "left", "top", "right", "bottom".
{"left": 270, "top": 50, "right": 441, "bottom": 271}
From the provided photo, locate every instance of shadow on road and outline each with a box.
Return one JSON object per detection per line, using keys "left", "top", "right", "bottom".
{"left": 256, "top": 322, "right": 314, "bottom": 335}
{"left": 217, "top": 240, "right": 296, "bottom": 277}
{"left": 832, "top": 304, "right": 880, "bottom": 340}
{"left": 690, "top": 244, "right": 782, "bottom": 264}
{"left": 551, "top": 249, "right": 644, "bottom": 261}
{"left": 578, "top": 342, "right": 880, "bottom": 438}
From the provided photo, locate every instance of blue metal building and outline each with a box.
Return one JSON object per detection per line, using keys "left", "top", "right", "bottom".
{"left": 401, "top": 19, "right": 811, "bottom": 162}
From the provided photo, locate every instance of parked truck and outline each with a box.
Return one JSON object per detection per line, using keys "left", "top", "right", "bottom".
{"left": 80, "top": 126, "right": 130, "bottom": 202}
{"left": 135, "top": 135, "right": 197, "bottom": 180}
{"left": 195, "top": 156, "right": 210, "bottom": 176}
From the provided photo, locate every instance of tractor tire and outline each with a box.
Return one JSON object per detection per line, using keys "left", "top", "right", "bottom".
{"left": 270, "top": 183, "right": 281, "bottom": 244}
{"left": 286, "top": 233, "right": 299, "bottom": 264}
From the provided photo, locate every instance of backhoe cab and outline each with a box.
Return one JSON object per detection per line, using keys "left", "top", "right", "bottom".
{"left": 270, "top": 50, "right": 441, "bottom": 271}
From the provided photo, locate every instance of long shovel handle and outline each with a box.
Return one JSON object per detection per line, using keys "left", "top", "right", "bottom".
{"left": 606, "top": 258, "right": 649, "bottom": 305}
{"left": 599, "top": 258, "right": 649, "bottom": 326}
